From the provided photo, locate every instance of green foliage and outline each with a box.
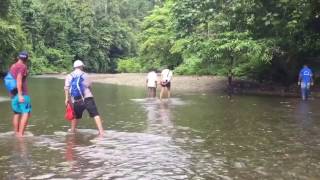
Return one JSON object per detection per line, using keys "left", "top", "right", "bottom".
{"left": 29, "top": 56, "right": 56, "bottom": 74}
{"left": 117, "top": 58, "right": 142, "bottom": 73}
{"left": 136, "top": 0, "right": 320, "bottom": 84}
{"left": 0, "top": 0, "right": 158, "bottom": 73}
{"left": 0, "top": 0, "right": 32, "bottom": 71}
{"left": 138, "top": 1, "right": 182, "bottom": 70}
{"left": 174, "top": 55, "right": 202, "bottom": 75}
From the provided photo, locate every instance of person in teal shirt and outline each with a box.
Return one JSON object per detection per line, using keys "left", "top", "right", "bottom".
{"left": 298, "top": 65, "right": 314, "bottom": 100}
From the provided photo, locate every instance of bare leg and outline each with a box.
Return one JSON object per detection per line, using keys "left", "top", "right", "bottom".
{"left": 163, "top": 87, "right": 168, "bottom": 99}
{"left": 153, "top": 88, "right": 156, "bottom": 98}
{"left": 160, "top": 87, "right": 164, "bottom": 100}
{"left": 167, "top": 88, "right": 171, "bottom": 99}
{"left": 147, "top": 88, "right": 151, "bottom": 98}
{"left": 70, "top": 119, "right": 78, "bottom": 133}
{"left": 94, "top": 116, "right": 104, "bottom": 136}
{"left": 12, "top": 114, "right": 21, "bottom": 135}
{"left": 18, "top": 113, "right": 29, "bottom": 136}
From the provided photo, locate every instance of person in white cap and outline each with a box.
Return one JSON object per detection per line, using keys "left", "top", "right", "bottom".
{"left": 64, "top": 60, "right": 105, "bottom": 136}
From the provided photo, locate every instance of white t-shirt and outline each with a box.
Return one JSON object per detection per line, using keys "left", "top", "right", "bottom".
{"left": 146, "top": 71, "right": 158, "bottom": 87}
{"left": 161, "top": 69, "right": 173, "bottom": 82}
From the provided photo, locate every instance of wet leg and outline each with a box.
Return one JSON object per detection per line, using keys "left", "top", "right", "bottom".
{"left": 70, "top": 119, "right": 78, "bottom": 133}
{"left": 94, "top": 116, "right": 104, "bottom": 136}
{"left": 301, "top": 88, "right": 306, "bottom": 100}
{"left": 18, "top": 113, "right": 29, "bottom": 136}
{"left": 12, "top": 114, "right": 21, "bottom": 135}
{"left": 160, "top": 87, "right": 164, "bottom": 100}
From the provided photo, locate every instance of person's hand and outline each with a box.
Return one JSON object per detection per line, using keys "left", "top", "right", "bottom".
{"left": 65, "top": 99, "right": 69, "bottom": 106}
{"left": 298, "top": 82, "right": 301, "bottom": 86}
{"left": 311, "top": 82, "right": 314, "bottom": 86}
{"left": 18, "top": 95, "right": 25, "bottom": 103}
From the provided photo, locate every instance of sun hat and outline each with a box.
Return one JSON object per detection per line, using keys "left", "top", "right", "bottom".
{"left": 18, "top": 51, "right": 28, "bottom": 60}
{"left": 73, "top": 60, "right": 85, "bottom": 68}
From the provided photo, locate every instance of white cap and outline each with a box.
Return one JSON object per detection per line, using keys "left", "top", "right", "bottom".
{"left": 73, "top": 60, "right": 84, "bottom": 68}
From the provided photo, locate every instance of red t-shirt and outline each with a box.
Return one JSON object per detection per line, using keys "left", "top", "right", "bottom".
{"left": 10, "top": 62, "right": 28, "bottom": 95}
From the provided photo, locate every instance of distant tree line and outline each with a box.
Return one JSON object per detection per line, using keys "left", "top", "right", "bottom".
{"left": 0, "top": 0, "right": 161, "bottom": 74}
{"left": 119, "top": 0, "right": 320, "bottom": 85}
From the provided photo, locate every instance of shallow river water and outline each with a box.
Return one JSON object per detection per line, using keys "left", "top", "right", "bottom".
{"left": 0, "top": 78, "right": 320, "bottom": 180}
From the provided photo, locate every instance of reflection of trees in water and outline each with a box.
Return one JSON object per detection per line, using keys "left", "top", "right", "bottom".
{"left": 144, "top": 99, "right": 174, "bottom": 136}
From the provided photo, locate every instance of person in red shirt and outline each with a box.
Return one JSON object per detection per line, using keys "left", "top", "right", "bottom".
{"left": 9, "top": 51, "right": 31, "bottom": 137}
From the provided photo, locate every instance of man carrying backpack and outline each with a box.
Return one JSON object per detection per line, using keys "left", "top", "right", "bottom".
{"left": 7, "top": 51, "right": 31, "bottom": 137}
{"left": 64, "top": 60, "right": 104, "bottom": 136}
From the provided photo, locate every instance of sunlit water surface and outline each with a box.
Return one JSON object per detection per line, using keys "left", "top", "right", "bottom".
{"left": 0, "top": 78, "right": 320, "bottom": 179}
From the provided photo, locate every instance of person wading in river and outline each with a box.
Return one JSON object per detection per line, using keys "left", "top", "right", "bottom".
{"left": 64, "top": 60, "right": 104, "bottom": 136}
{"left": 7, "top": 51, "right": 32, "bottom": 137}
{"left": 298, "top": 64, "right": 314, "bottom": 100}
{"left": 146, "top": 69, "right": 158, "bottom": 98}
{"left": 160, "top": 68, "right": 173, "bottom": 100}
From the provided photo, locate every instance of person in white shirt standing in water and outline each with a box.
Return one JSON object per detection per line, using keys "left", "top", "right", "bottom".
{"left": 64, "top": 60, "right": 104, "bottom": 136}
{"left": 146, "top": 69, "right": 158, "bottom": 98}
{"left": 160, "top": 68, "right": 173, "bottom": 100}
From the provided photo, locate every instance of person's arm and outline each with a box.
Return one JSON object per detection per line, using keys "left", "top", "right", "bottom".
{"left": 16, "top": 73, "right": 24, "bottom": 103}
{"left": 65, "top": 89, "right": 69, "bottom": 106}
{"left": 64, "top": 75, "right": 71, "bottom": 105}
{"left": 311, "top": 72, "right": 314, "bottom": 86}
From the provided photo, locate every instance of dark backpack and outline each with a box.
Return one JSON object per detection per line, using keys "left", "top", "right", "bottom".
{"left": 69, "top": 73, "right": 85, "bottom": 98}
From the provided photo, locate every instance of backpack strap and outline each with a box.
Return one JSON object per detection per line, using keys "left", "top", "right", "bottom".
{"left": 78, "top": 73, "right": 85, "bottom": 101}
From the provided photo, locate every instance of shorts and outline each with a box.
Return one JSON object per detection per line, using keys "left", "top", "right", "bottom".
{"left": 161, "top": 81, "right": 171, "bottom": 88}
{"left": 148, "top": 87, "right": 156, "bottom": 91}
{"left": 73, "top": 97, "right": 99, "bottom": 119}
{"left": 11, "top": 95, "right": 32, "bottom": 114}
{"left": 301, "top": 82, "right": 311, "bottom": 89}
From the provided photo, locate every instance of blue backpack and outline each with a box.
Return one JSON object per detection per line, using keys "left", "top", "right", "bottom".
{"left": 4, "top": 72, "right": 17, "bottom": 92}
{"left": 69, "top": 73, "right": 85, "bottom": 98}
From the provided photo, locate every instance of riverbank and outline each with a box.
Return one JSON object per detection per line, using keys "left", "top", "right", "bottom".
{"left": 35, "top": 73, "right": 319, "bottom": 97}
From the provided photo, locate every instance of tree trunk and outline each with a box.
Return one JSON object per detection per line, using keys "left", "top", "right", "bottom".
{"left": 105, "top": 0, "right": 108, "bottom": 15}
{"left": 228, "top": 73, "right": 233, "bottom": 98}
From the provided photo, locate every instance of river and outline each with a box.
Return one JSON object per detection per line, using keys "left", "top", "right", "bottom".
{"left": 0, "top": 77, "right": 319, "bottom": 179}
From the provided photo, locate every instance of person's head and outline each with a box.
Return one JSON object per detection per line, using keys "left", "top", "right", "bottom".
{"left": 18, "top": 51, "right": 29, "bottom": 63}
{"left": 303, "top": 64, "right": 308, "bottom": 68}
{"left": 73, "top": 60, "right": 85, "bottom": 70}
